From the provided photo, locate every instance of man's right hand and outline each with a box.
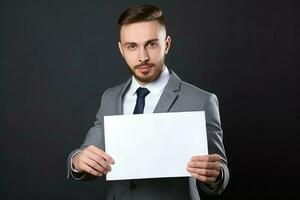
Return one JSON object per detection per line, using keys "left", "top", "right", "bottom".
{"left": 72, "top": 145, "right": 114, "bottom": 177}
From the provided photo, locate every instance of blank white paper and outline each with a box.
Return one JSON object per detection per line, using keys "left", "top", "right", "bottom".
{"left": 104, "top": 111, "right": 208, "bottom": 181}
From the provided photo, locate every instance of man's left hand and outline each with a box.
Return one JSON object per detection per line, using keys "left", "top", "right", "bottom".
{"left": 187, "top": 154, "right": 222, "bottom": 184}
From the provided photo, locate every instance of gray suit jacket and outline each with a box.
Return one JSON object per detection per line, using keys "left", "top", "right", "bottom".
{"left": 67, "top": 70, "right": 229, "bottom": 200}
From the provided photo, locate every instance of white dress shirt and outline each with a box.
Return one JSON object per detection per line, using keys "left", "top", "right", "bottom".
{"left": 123, "top": 66, "right": 171, "bottom": 115}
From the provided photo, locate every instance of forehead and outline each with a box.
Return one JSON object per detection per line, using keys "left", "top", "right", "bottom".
{"left": 120, "top": 21, "right": 166, "bottom": 43}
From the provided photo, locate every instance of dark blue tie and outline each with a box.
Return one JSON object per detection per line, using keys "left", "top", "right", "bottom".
{"left": 133, "top": 87, "right": 150, "bottom": 114}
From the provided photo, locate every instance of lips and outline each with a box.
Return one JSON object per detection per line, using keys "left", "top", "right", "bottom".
{"left": 135, "top": 64, "right": 154, "bottom": 74}
{"left": 135, "top": 64, "right": 154, "bottom": 69}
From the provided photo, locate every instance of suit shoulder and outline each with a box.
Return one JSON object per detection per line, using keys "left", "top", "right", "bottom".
{"left": 180, "top": 81, "right": 214, "bottom": 98}
{"left": 169, "top": 80, "right": 218, "bottom": 111}
{"left": 102, "top": 80, "right": 129, "bottom": 98}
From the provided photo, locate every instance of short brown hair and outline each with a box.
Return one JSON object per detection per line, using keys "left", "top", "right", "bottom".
{"left": 118, "top": 4, "right": 165, "bottom": 30}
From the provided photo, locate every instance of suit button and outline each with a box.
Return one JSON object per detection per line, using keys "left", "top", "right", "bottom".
{"left": 130, "top": 183, "right": 136, "bottom": 190}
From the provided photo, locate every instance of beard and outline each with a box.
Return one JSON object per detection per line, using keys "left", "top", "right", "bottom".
{"left": 128, "top": 62, "right": 163, "bottom": 84}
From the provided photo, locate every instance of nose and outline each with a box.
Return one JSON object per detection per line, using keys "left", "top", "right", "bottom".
{"left": 138, "top": 47, "right": 150, "bottom": 63}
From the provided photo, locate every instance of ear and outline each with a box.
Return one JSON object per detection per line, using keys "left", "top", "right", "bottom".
{"left": 118, "top": 42, "right": 124, "bottom": 57}
{"left": 164, "top": 36, "right": 171, "bottom": 54}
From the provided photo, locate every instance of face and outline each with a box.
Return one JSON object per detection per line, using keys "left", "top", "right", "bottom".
{"left": 118, "top": 21, "right": 171, "bottom": 85}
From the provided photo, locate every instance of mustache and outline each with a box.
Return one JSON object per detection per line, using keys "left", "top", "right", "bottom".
{"left": 134, "top": 62, "right": 154, "bottom": 69}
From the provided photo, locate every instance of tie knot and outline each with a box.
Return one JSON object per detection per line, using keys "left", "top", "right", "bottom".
{"left": 136, "top": 87, "right": 150, "bottom": 98}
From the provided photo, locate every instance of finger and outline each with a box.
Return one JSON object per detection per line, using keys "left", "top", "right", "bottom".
{"left": 187, "top": 167, "right": 220, "bottom": 178}
{"left": 190, "top": 173, "right": 216, "bottom": 184}
{"left": 84, "top": 149, "right": 111, "bottom": 171}
{"left": 91, "top": 145, "right": 114, "bottom": 164}
{"left": 188, "top": 161, "right": 221, "bottom": 171}
{"left": 191, "top": 154, "right": 221, "bottom": 162}
{"left": 80, "top": 154, "right": 108, "bottom": 174}
{"left": 87, "top": 145, "right": 115, "bottom": 164}
{"left": 80, "top": 161, "right": 103, "bottom": 177}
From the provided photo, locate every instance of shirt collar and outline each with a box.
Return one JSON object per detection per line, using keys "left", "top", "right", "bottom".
{"left": 128, "top": 65, "right": 171, "bottom": 96}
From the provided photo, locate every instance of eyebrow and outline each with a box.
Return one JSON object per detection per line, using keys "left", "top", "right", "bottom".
{"left": 123, "top": 39, "right": 159, "bottom": 46}
{"left": 145, "top": 39, "right": 159, "bottom": 45}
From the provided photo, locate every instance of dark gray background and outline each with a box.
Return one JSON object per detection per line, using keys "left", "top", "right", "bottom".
{"left": 1, "top": 0, "right": 299, "bottom": 199}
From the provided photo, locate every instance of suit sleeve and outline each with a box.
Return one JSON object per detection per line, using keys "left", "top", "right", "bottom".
{"left": 197, "top": 94, "right": 230, "bottom": 195}
{"left": 66, "top": 88, "right": 110, "bottom": 181}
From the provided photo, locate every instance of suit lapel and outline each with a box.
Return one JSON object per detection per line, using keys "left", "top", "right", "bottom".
{"left": 154, "top": 70, "right": 181, "bottom": 113}
{"left": 116, "top": 77, "right": 132, "bottom": 115}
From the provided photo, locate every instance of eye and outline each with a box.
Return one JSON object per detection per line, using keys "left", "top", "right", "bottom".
{"left": 147, "top": 42, "right": 158, "bottom": 49}
{"left": 126, "top": 44, "right": 137, "bottom": 50}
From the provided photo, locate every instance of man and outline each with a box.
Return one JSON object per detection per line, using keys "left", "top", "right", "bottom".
{"left": 67, "top": 4, "right": 229, "bottom": 200}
